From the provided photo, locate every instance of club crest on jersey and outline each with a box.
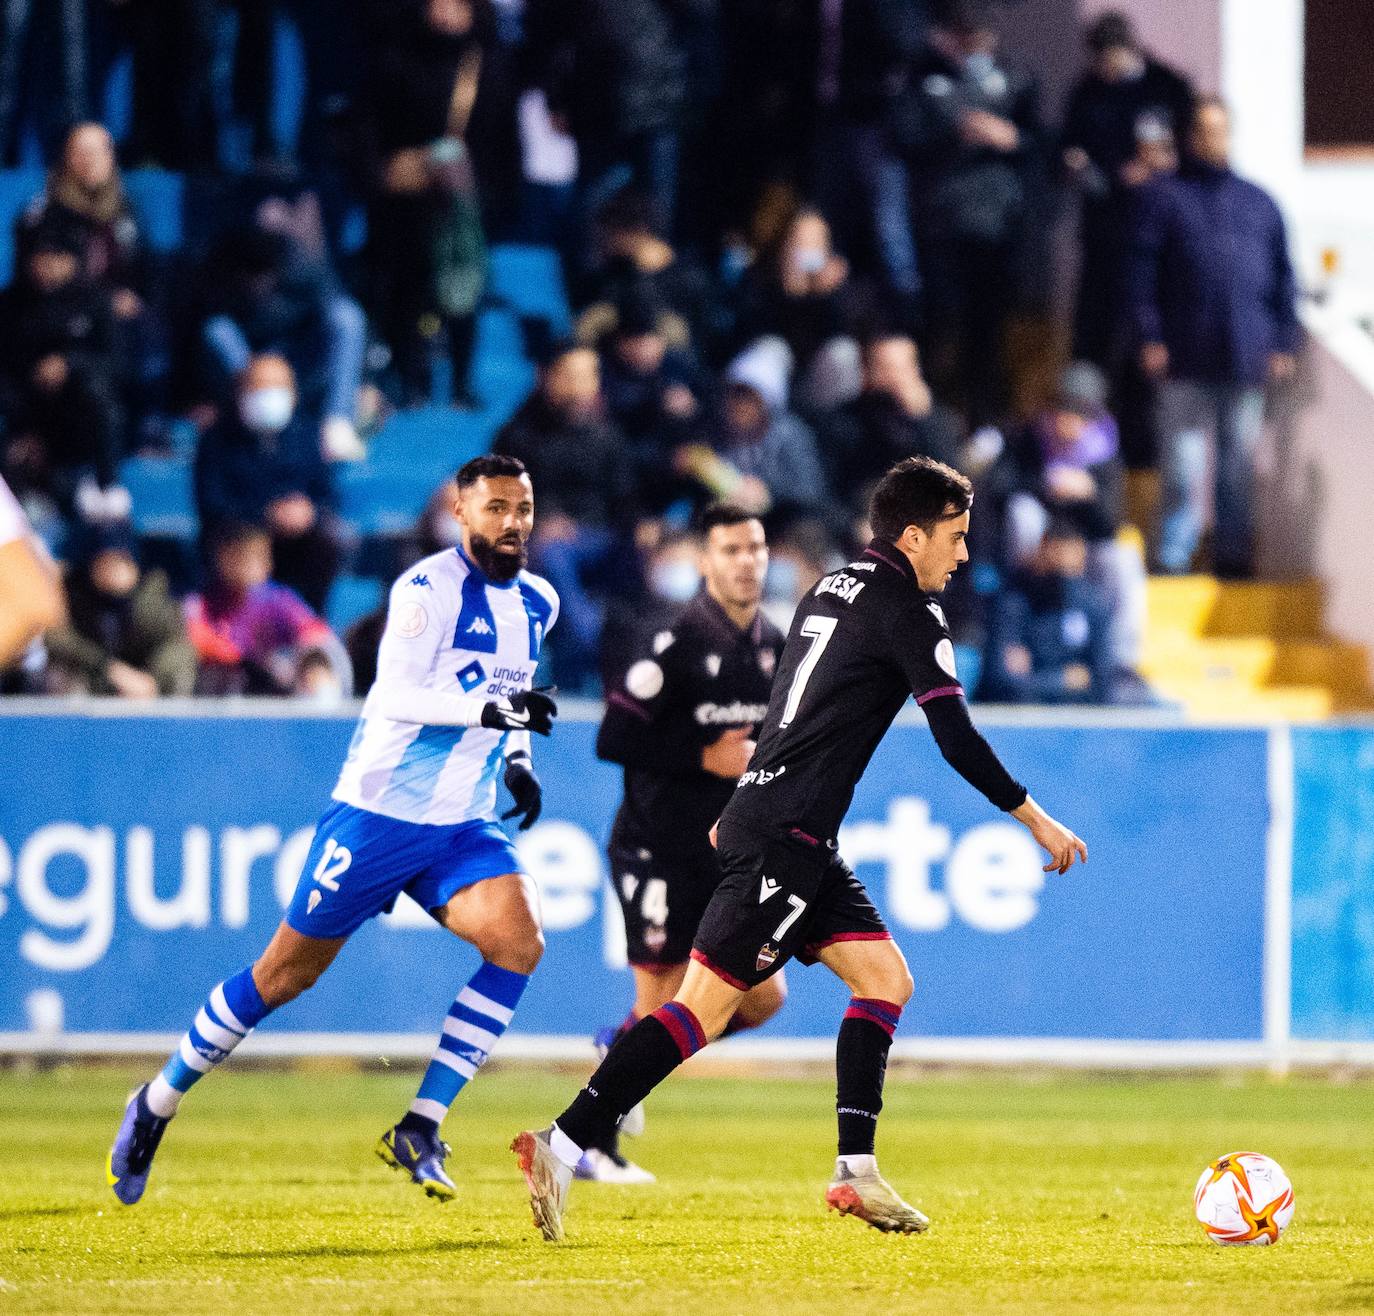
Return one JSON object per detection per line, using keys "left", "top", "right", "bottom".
{"left": 755, "top": 942, "right": 779, "bottom": 973}
{"left": 705, "top": 653, "right": 722, "bottom": 678}
{"left": 759, "top": 648, "right": 776, "bottom": 677}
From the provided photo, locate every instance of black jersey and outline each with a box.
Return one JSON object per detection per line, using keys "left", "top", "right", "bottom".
{"left": 723, "top": 538, "right": 997, "bottom": 844}
{"left": 597, "top": 590, "right": 785, "bottom": 868}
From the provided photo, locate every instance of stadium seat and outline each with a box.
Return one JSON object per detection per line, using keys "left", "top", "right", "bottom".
{"left": 486, "top": 244, "right": 572, "bottom": 334}
{"left": 0, "top": 169, "right": 44, "bottom": 283}
{"left": 327, "top": 573, "right": 384, "bottom": 634}
{"left": 118, "top": 456, "right": 197, "bottom": 541}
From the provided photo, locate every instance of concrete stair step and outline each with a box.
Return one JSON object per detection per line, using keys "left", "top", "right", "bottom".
{"left": 1147, "top": 576, "right": 1324, "bottom": 640}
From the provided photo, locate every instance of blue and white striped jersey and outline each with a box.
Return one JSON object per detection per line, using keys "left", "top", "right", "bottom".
{"left": 332, "top": 547, "right": 559, "bottom": 825}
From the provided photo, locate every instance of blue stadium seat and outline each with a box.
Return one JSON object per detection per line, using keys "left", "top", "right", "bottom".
{"left": 336, "top": 463, "right": 438, "bottom": 538}
{"left": 0, "top": 169, "right": 44, "bottom": 284}
{"left": 327, "top": 573, "right": 384, "bottom": 634}
{"left": 365, "top": 405, "right": 492, "bottom": 478}
{"left": 119, "top": 457, "right": 197, "bottom": 541}
{"left": 486, "top": 244, "right": 571, "bottom": 333}
{"left": 124, "top": 171, "right": 186, "bottom": 254}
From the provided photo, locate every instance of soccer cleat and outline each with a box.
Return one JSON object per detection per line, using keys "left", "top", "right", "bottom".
{"left": 376, "top": 1123, "right": 456, "bottom": 1202}
{"left": 574, "top": 1147, "right": 656, "bottom": 1184}
{"left": 106, "top": 1085, "right": 171, "bottom": 1206}
{"left": 595, "top": 1025, "right": 646, "bottom": 1138}
{"left": 511, "top": 1126, "right": 573, "bottom": 1241}
{"left": 825, "top": 1161, "right": 930, "bottom": 1234}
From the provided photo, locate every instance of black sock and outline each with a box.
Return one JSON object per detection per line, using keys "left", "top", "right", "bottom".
{"left": 557, "top": 1002, "right": 707, "bottom": 1152}
{"left": 398, "top": 1111, "right": 440, "bottom": 1138}
{"left": 836, "top": 998, "right": 901, "bottom": 1157}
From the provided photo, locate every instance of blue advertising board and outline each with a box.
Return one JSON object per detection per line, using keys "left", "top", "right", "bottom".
{"left": 1, "top": 711, "right": 1270, "bottom": 1042}
{"left": 1290, "top": 726, "right": 1374, "bottom": 1041}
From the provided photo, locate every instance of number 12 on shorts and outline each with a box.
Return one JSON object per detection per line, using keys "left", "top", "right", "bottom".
{"left": 312, "top": 837, "right": 353, "bottom": 891}
{"left": 779, "top": 615, "right": 837, "bottom": 728}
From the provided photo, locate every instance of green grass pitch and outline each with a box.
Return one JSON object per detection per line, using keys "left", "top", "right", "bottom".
{"left": 2, "top": 1063, "right": 1373, "bottom": 1315}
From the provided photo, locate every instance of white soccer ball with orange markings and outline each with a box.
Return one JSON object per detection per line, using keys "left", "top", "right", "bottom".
{"left": 1193, "top": 1151, "right": 1295, "bottom": 1245}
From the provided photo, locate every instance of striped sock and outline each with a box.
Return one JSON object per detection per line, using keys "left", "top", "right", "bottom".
{"left": 406, "top": 963, "right": 529, "bottom": 1129}
{"left": 145, "top": 968, "right": 272, "bottom": 1117}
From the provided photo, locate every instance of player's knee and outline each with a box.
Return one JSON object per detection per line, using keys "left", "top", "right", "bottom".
{"left": 885, "top": 965, "right": 915, "bottom": 1009}
{"left": 478, "top": 925, "right": 544, "bottom": 975}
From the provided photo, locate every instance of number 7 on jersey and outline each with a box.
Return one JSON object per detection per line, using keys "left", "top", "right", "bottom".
{"left": 779, "top": 615, "right": 837, "bottom": 728}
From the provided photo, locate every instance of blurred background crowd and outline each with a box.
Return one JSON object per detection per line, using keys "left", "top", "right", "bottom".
{"left": 0, "top": 0, "right": 1301, "bottom": 705}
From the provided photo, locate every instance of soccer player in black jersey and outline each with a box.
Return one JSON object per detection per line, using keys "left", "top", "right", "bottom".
{"left": 578, "top": 503, "right": 786, "bottom": 1182}
{"left": 514, "top": 457, "right": 1087, "bottom": 1240}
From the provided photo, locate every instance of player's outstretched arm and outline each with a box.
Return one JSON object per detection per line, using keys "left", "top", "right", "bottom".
{"left": 1011, "top": 795, "right": 1088, "bottom": 875}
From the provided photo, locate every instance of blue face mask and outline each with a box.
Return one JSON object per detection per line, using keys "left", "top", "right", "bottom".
{"left": 766, "top": 557, "right": 801, "bottom": 601}
{"left": 651, "top": 559, "right": 701, "bottom": 603}
{"left": 239, "top": 386, "right": 295, "bottom": 435}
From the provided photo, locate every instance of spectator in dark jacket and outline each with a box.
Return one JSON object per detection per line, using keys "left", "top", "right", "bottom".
{"left": 1128, "top": 98, "right": 1299, "bottom": 576}
{"left": 806, "top": 0, "right": 929, "bottom": 314}
{"left": 365, "top": 0, "right": 497, "bottom": 412}
{"left": 979, "top": 522, "right": 1114, "bottom": 705}
{"left": 492, "top": 342, "right": 635, "bottom": 688}
{"left": 895, "top": 0, "right": 1043, "bottom": 423}
{"left": 44, "top": 522, "right": 196, "bottom": 697}
{"left": 0, "top": 218, "right": 128, "bottom": 524}
{"left": 819, "top": 332, "right": 961, "bottom": 537}
{"left": 526, "top": 0, "right": 714, "bottom": 258}
{"left": 1062, "top": 12, "right": 1192, "bottom": 370}
{"left": 194, "top": 355, "right": 341, "bottom": 612}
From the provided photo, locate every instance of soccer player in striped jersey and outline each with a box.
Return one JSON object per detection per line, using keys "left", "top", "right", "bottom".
{"left": 108, "top": 454, "right": 559, "bottom": 1206}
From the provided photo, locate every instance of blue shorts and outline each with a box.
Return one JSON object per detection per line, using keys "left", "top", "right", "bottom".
{"left": 285, "top": 800, "right": 522, "bottom": 939}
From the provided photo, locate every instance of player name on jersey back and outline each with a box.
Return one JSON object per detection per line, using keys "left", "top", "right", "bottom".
{"left": 722, "top": 539, "right": 961, "bottom": 844}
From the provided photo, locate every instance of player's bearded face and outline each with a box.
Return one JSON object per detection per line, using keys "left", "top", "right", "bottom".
{"left": 461, "top": 476, "right": 533, "bottom": 582}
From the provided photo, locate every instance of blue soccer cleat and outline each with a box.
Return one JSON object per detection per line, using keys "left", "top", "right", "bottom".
{"left": 106, "top": 1085, "right": 171, "bottom": 1205}
{"left": 376, "top": 1123, "right": 456, "bottom": 1202}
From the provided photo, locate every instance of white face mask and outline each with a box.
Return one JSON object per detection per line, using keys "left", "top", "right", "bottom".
{"left": 651, "top": 559, "right": 701, "bottom": 603}
{"left": 791, "top": 247, "right": 827, "bottom": 276}
{"left": 432, "top": 511, "right": 465, "bottom": 546}
{"left": 239, "top": 386, "right": 296, "bottom": 434}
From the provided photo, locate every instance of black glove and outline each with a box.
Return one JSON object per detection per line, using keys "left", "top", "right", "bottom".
{"left": 480, "top": 686, "right": 558, "bottom": 736}
{"left": 501, "top": 755, "right": 543, "bottom": 830}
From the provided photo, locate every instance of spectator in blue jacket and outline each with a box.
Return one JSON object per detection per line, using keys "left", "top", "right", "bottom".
{"left": 194, "top": 355, "right": 341, "bottom": 612}
{"left": 1128, "top": 98, "right": 1299, "bottom": 577}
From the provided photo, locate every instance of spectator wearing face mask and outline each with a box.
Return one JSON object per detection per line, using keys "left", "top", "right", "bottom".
{"left": 184, "top": 522, "right": 349, "bottom": 697}
{"left": 44, "top": 521, "right": 196, "bottom": 698}
{"left": 597, "top": 529, "right": 701, "bottom": 688}
{"left": 194, "top": 355, "right": 341, "bottom": 613}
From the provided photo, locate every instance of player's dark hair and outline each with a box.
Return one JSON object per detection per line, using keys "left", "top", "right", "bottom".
{"left": 869, "top": 456, "right": 973, "bottom": 541}
{"left": 696, "top": 501, "right": 762, "bottom": 539}
{"left": 456, "top": 453, "right": 527, "bottom": 489}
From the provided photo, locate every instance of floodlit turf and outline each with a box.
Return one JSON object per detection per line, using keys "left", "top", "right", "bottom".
{"left": 2, "top": 1064, "right": 1373, "bottom": 1315}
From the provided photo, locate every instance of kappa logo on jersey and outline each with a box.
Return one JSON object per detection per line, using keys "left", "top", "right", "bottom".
{"left": 408, "top": 574, "right": 431, "bottom": 587}
{"left": 758, "top": 875, "right": 780, "bottom": 903}
{"left": 927, "top": 601, "right": 948, "bottom": 628}
{"left": 467, "top": 616, "right": 495, "bottom": 637}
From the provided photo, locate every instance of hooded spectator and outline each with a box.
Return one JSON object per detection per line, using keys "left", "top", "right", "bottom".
{"left": 44, "top": 521, "right": 195, "bottom": 697}
{"left": 0, "top": 217, "right": 128, "bottom": 524}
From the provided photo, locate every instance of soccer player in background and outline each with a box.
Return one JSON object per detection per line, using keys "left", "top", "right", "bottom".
{"left": 109, "top": 454, "right": 560, "bottom": 1206}
{"left": 514, "top": 456, "right": 1087, "bottom": 1241}
{"left": 582, "top": 503, "right": 786, "bottom": 1183}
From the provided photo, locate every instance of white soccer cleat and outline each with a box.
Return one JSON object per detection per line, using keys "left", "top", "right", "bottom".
{"left": 511, "top": 1127, "right": 573, "bottom": 1241}
{"left": 825, "top": 1161, "right": 930, "bottom": 1234}
{"left": 574, "top": 1148, "right": 656, "bottom": 1184}
{"left": 620, "top": 1101, "right": 646, "bottom": 1138}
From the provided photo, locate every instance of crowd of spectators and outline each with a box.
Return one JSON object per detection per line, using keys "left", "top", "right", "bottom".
{"left": 0, "top": 0, "right": 1301, "bottom": 705}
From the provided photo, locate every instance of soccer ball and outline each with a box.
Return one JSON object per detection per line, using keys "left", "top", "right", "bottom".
{"left": 1193, "top": 1151, "right": 1295, "bottom": 1245}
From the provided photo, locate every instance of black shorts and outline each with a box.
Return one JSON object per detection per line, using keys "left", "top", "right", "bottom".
{"left": 692, "top": 817, "right": 891, "bottom": 989}
{"left": 608, "top": 840, "right": 721, "bottom": 969}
